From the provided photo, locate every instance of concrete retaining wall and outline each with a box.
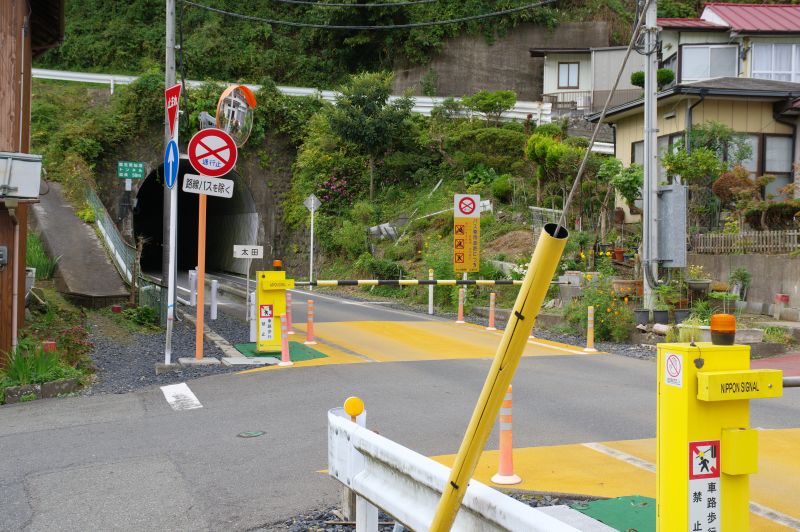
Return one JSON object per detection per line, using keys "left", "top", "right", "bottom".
{"left": 688, "top": 253, "right": 800, "bottom": 318}
{"left": 392, "top": 22, "right": 608, "bottom": 101}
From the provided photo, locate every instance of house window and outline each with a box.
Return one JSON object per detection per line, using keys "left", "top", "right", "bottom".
{"left": 740, "top": 134, "right": 760, "bottom": 177}
{"left": 558, "top": 62, "right": 579, "bottom": 89}
{"left": 632, "top": 141, "right": 643, "bottom": 165}
{"left": 681, "top": 45, "right": 738, "bottom": 82}
{"left": 752, "top": 44, "right": 799, "bottom": 81}
{"left": 764, "top": 135, "right": 793, "bottom": 198}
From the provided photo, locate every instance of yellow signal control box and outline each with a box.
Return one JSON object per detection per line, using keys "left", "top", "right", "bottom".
{"left": 255, "top": 270, "right": 295, "bottom": 353}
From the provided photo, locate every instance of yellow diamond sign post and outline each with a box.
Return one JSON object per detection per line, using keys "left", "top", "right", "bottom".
{"left": 453, "top": 194, "right": 480, "bottom": 273}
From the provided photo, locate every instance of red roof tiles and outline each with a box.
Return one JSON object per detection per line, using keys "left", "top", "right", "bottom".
{"left": 703, "top": 3, "right": 800, "bottom": 33}
{"left": 657, "top": 17, "right": 728, "bottom": 29}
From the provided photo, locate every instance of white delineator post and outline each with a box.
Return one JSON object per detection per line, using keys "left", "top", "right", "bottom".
{"left": 456, "top": 287, "right": 465, "bottom": 324}
{"left": 189, "top": 269, "right": 197, "bottom": 306}
{"left": 210, "top": 279, "right": 218, "bottom": 320}
{"left": 584, "top": 305, "right": 598, "bottom": 353}
{"left": 487, "top": 292, "right": 497, "bottom": 331}
{"left": 249, "top": 290, "right": 256, "bottom": 342}
{"left": 428, "top": 268, "right": 434, "bottom": 315}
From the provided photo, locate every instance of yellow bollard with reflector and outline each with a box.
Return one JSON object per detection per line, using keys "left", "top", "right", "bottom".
{"left": 255, "top": 270, "right": 295, "bottom": 353}
{"left": 657, "top": 317, "right": 783, "bottom": 531}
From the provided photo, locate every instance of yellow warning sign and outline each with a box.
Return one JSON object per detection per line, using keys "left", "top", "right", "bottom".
{"left": 453, "top": 194, "right": 480, "bottom": 273}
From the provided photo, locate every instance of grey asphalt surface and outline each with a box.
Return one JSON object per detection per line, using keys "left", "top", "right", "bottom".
{"left": 2, "top": 288, "right": 799, "bottom": 531}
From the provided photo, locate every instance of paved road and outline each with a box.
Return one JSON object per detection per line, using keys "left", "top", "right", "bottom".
{"left": 2, "top": 287, "right": 799, "bottom": 531}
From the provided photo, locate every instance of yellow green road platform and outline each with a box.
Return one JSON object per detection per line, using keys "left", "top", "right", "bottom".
{"left": 432, "top": 428, "right": 800, "bottom": 531}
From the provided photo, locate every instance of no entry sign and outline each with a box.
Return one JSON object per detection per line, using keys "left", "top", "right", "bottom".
{"left": 188, "top": 128, "right": 237, "bottom": 177}
{"left": 454, "top": 194, "right": 480, "bottom": 219}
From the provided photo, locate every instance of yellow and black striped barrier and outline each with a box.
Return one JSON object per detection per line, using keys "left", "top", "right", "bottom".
{"left": 295, "top": 279, "right": 525, "bottom": 287}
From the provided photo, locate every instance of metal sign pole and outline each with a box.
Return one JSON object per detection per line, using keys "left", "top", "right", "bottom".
{"left": 246, "top": 257, "right": 251, "bottom": 321}
{"left": 309, "top": 204, "right": 315, "bottom": 291}
{"left": 195, "top": 194, "right": 207, "bottom": 359}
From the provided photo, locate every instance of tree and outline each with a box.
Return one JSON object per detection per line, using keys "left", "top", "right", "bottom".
{"left": 326, "top": 72, "right": 413, "bottom": 201}
{"left": 462, "top": 90, "right": 517, "bottom": 126}
{"left": 630, "top": 69, "right": 675, "bottom": 90}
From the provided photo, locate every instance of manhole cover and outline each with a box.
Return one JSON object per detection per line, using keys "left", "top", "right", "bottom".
{"left": 237, "top": 431, "right": 265, "bottom": 438}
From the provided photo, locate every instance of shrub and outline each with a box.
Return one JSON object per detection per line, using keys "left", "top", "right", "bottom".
{"left": 122, "top": 306, "right": 159, "bottom": 327}
{"left": 354, "top": 253, "right": 408, "bottom": 279}
{"left": 330, "top": 220, "right": 368, "bottom": 259}
{"left": 712, "top": 165, "right": 754, "bottom": 208}
{"left": 76, "top": 205, "right": 96, "bottom": 223}
{"left": 1, "top": 339, "right": 81, "bottom": 386}
{"left": 491, "top": 174, "right": 513, "bottom": 203}
{"left": 564, "top": 278, "right": 634, "bottom": 341}
{"left": 26, "top": 232, "right": 59, "bottom": 280}
{"left": 744, "top": 201, "right": 800, "bottom": 230}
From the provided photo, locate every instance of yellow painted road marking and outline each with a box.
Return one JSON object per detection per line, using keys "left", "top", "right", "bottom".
{"left": 431, "top": 429, "right": 799, "bottom": 530}
{"left": 238, "top": 330, "right": 365, "bottom": 374}
{"left": 290, "top": 321, "right": 594, "bottom": 362}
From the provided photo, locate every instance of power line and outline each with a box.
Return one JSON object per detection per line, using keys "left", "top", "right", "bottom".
{"left": 181, "top": 0, "right": 555, "bottom": 30}
{"left": 271, "top": 0, "right": 437, "bottom": 7}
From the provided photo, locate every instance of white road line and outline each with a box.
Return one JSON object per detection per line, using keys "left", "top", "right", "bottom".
{"left": 289, "top": 289, "right": 441, "bottom": 322}
{"left": 160, "top": 383, "right": 203, "bottom": 411}
{"left": 583, "top": 442, "right": 800, "bottom": 528}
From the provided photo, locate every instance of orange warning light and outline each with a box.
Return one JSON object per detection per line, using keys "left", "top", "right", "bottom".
{"left": 710, "top": 313, "right": 736, "bottom": 345}
{"left": 272, "top": 259, "right": 283, "bottom": 270}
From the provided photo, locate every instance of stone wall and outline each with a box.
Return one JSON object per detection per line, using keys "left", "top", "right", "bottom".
{"left": 688, "top": 253, "right": 800, "bottom": 318}
{"left": 392, "top": 22, "right": 609, "bottom": 101}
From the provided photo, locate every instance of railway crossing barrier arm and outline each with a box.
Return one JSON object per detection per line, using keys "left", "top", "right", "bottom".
{"left": 327, "top": 408, "right": 612, "bottom": 532}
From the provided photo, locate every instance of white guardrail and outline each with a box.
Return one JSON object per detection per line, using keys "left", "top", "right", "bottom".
{"left": 32, "top": 68, "right": 552, "bottom": 122}
{"left": 328, "top": 408, "right": 614, "bottom": 532}
{"left": 32, "top": 68, "right": 618, "bottom": 153}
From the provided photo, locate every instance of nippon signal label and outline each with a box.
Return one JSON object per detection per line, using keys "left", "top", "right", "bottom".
{"left": 689, "top": 440, "right": 721, "bottom": 532}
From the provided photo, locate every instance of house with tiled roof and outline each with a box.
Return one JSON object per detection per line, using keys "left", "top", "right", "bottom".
{"left": 660, "top": 3, "right": 800, "bottom": 83}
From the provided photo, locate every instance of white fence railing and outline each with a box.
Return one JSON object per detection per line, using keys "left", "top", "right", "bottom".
{"left": 692, "top": 230, "right": 800, "bottom": 254}
{"left": 32, "top": 68, "right": 552, "bottom": 122}
{"left": 328, "top": 408, "right": 613, "bottom": 531}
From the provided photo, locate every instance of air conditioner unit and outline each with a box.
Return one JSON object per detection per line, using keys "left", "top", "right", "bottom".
{"left": 0, "top": 152, "right": 42, "bottom": 199}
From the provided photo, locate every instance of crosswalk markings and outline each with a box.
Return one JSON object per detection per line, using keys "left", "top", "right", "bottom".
{"left": 160, "top": 383, "right": 203, "bottom": 411}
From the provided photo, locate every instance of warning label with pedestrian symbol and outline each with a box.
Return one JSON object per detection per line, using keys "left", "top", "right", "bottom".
{"left": 454, "top": 225, "right": 465, "bottom": 236}
{"left": 688, "top": 440, "right": 721, "bottom": 531}
{"left": 260, "top": 304, "right": 273, "bottom": 319}
{"left": 454, "top": 239, "right": 464, "bottom": 249}
{"left": 664, "top": 352, "right": 683, "bottom": 388}
{"left": 455, "top": 253, "right": 465, "bottom": 263}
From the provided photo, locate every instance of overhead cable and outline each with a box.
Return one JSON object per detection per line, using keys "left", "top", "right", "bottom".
{"left": 182, "top": 0, "right": 555, "bottom": 30}
{"left": 270, "top": 0, "right": 437, "bottom": 7}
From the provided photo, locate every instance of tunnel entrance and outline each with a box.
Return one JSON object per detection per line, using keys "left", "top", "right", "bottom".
{"left": 134, "top": 158, "right": 259, "bottom": 275}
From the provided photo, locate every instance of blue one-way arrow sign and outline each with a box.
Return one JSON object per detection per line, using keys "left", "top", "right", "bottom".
{"left": 164, "top": 139, "right": 179, "bottom": 189}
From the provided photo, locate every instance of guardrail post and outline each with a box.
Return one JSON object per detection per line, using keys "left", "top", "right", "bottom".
{"left": 356, "top": 497, "right": 379, "bottom": 532}
{"left": 487, "top": 292, "right": 497, "bottom": 331}
{"left": 456, "top": 288, "right": 465, "bottom": 324}
{"left": 210, "top": 280, "right": 218, "bottom": 320}
{"left": 189, "top": 269, "right": 197, "bottom": 307}
{"left": 428, "top": 268, "right": 434, "bottom": 315}
{"left": 286, "top": 292, "right": 294, "bottom": 334}
{"left": 584, "top": 305, "right": 597, "bottom": 353}
{"left": 249, "top": 291, "right": 256, "bottom": 342}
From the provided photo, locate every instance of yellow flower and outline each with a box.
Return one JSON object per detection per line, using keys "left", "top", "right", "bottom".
{"left": 606, "top": 251, "right": 612, "bottom": 257}
{"left": 614, "top": 311, "right": 619, "bottom": 316}
{"left": 586, "top": 274, "right": 593, "bottom": 281}
{"left": 606, "top": 308, "right": 611, "bottom": 313}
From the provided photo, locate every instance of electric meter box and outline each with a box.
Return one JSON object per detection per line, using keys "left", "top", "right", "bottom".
{"left": 0, "top": 152, "right": 42, "bottom": 199}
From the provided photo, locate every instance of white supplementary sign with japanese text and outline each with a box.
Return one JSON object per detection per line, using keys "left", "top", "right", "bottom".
{"left": 182, "top": 173, "right": 234, "bottom": 199}
{"left": 233, "top": 245, "right": 264, "bottom": 259}
{"left": 688, "top": 440, "right": 721, "bottom": 532}
{"left": 259, "top": 304, "right": 274, "bottom": 341}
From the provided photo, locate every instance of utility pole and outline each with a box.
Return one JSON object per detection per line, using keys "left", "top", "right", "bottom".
{"left": 163, "top": 0, "right": 176, "bottom": 281}
{"left": 642, "top": 0, "right": 659, "bottom": 310}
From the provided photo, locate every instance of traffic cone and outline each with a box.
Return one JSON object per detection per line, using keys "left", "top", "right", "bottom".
{"left": 304, "top": 299, "right": 317, "bottom": 345}
{"left": 456, "top": 288, "right": 465, "bottom": 324}
{"left": 286, "top": 292, "right": 295, "bottom": 334}
{"left": 487, "top": 292, "right": 497, "bottom": 331}
{"left": 278, "top": 314, "right": 293, "bottom": 366}
{"left": 491, "top": 385, "right": 521, "bottom": 485}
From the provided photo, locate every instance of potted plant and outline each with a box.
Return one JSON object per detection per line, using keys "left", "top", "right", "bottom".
{"left": 708, "top": 291, "right": 739, "bottom": 313}
{"left": 653, "top": 283, "right": 679, "bottom": 324}
{"left": 686, "top": 264, "right": 712, "bottom": 292}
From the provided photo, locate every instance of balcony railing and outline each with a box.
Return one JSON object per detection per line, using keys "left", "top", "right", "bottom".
{"left": 542, "top": 89, "right": 642, "bottom": 116}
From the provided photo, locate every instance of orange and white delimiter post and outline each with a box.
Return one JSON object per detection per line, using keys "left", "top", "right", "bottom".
{"left": 286, "top": 292, "right": 295, "bottom": 334}
{"left": 487, "top": 292, "right": 497, "bottom": 331}
{"left": 491, "top": 385, "right": 521, "bottom": 485}
{"left": 304, "top": 299, "right": 317, "bottom": 345}
{"left": 584, "top": 305, "right": 597, "bottom": 353}
{"left": 278, "top": 314, "right": 293, "bottom": 366}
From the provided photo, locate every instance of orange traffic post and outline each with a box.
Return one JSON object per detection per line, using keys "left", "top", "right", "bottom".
{"left": 195, "top": 194, "right": 207, "bottom": 360}
{"left": 286, "top": 292, "right": 295, "bottom": 334}
{"left": 278, "top": 314, "right": 293, "bottom": 366}
{"left": 491, "top": 385, "right": 521, "bottom": 485}
{"left": 584, "top": 305, "right": 598, "bottom": 353}
{"left": 304, "top": 299, "right": 317, "bottom": 345}
{"left": 487, "top": 292, "right": 497, "bottom": 331}
{"left": 455, "top": 287, "right": 465, "bottom": 324}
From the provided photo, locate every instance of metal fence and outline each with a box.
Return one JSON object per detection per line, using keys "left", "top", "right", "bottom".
{"left": 691, "top": 230, "right": 800, "bottom": 254}
{"left": 86, "top": 188, "right": 168, "bottom": 323}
